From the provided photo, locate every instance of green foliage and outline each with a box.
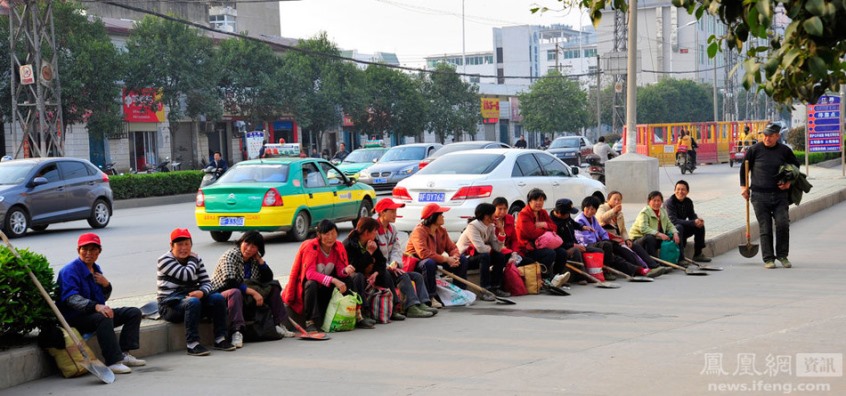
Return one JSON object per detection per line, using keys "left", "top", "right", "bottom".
{"left": 637, "top": 79, "right": 713, "bottom": 123}
{"left": 123, "top": 16, "right": 220, "bottom": 123}
{"left": 565, "top": 0, "right": 846, "bottom": 106}
{"left": 281, "top": 33, "right": 363, "bottom": 151}
{"left": 519, "top": 70, "right": 589, "bottom": 135}
{"left": 216, "top": 37, "right": 286, "bottom": 125}
{"left": 587, "top": 84, "right": 615, "bottom": 128}
{"left": 0, "top": 247, "right": 56, "bottom": 338}
{"left": 109, "top": 171, "right": 203, "bottom": 200}
{"left": 787, "top": 126, "right": 806, "bottom": 151}
{"left": 421, "top": 63, "right": 480, "bottom": 143}
{"left": 348, "top": 65, "right": 426, "bottom": 139}
{"left": 792, "top": 150, "right": 841, "bottom": 164}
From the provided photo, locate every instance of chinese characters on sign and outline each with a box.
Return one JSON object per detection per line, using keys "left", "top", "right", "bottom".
{"left": 123, "top": 88, "right": 165, "bottom": 123}
{"left": 701, "top": 352, "right": 842, "bottom": 378}
{"left": 806, "top": 95, "right": 842, "bottom": 153}
{"left": 480, "top": 97, "right": 500, "bottom": 120}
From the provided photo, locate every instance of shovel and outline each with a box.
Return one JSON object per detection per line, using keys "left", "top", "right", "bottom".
{"left": 603, "top": 265, "right": 654, "bottom": 282}
{"left": 140, "top": 301, "right": 159, "bottom": 319}
{"left": 651, "top": 255, "right": 707, "bottom": 276}
{"left": 437, "top": 267, "right": 516, "bottom": 305}
{"left": 287, "top": 317, "right": 331, "bottom": 341}
{"left": 0, "top": 231, "right": 115, "bottom": 384}
{"left": 565, "top": 261, "right": 621, "bottom": 288}
{"left": 739, "top": 160, "right": 760, "bottom": 258}
{"left": 681, "top": 257, "right": 724, "bottom": 271}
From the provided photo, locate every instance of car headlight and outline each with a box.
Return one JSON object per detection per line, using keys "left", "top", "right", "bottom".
{"left": 399, "top": 165, "right": 416, "bottom": 175}
{"left": 0, "top": 196, "right": 4, "bottom": 202}
{"left": 358, "top": 170, "right": 369, "bottom": 178}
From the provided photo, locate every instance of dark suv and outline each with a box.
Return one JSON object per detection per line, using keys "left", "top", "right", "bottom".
{"left": 0, "top": 158, "right": 113, "bottom": 237}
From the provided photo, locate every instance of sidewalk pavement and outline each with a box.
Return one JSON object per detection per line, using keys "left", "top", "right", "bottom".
{"left": 2, "top": 161, "right": 845, "bottom": 390}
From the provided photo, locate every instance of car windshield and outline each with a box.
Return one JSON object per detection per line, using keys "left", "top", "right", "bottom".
{"left": 0, "top": 164, "right": 34, "bottom": 185}
{"left": 417, "top": 153, "right": 504, "bottom": 175}
{"left": 550, "top": 138, "right": 580, "bottom": 149}
{"left": 342, "top": 149, "right": 385, "bottom": 164}
{"left": 380, "top": 146, "right": 427, "bottom": 162}
{"left": 216, "top": 164, "right": 289, "bottom": 184}
{"left": 431, "top": 143, "right": 483, "bottom": 158}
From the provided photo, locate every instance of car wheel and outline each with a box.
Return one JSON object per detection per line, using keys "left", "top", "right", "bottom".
{"left": 4, "top": 207, "right": 29, "bottom": 238}
{"left": 352, "top": 199, "right": 373, "bottom": 228}
{"left": 87, "top": 199, "right": 111, "bottom": 228}
{"left": 31, "top": 224, "right": 48, "bottom": 232}
{"left": 210, "top": 231, "right": 232, "bottom": 242}
{"left": 289, "top": 211, "right": 310, "bottom": 242}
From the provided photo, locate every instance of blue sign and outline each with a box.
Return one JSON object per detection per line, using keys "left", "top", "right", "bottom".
{"left": 807, "top": 95, "right": 842, "bottom": 153}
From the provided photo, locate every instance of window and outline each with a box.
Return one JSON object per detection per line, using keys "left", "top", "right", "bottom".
{"left": 35, "top": 164, "right": 60, "bottom": 183}
{"left": 547, "top": 49, "right": 557, "bottom": 61}
{"left": 584, "top": 48, "right": 597, "bottom": 58}
{"left": 485, "top": 55, "right": 494, "bottom": 64}
{"left": 302, "top": 162, "right": 326, "bottom": 188}
{"left": 496, "top": 47, "right": 503, "bottom": 63}
{"left": 588, "top": 65, "right": 597, "bottom": 75}
{"left": 59, "top": 161, "right": 89, "bottom": 180}
{"left": 512, "top": 154, "right": 542, "bottom": 177}
{"left": 319, "top": 162, "right": 344, "bottom": 185}
{"left": 563, "top": 49, "right": 580, "bottom": 59}
{"left": 535, "top": 153, "right": 570, "bottom": 177}
{"left": 497, "top": 68, "right": 504, "bottom": 84}
{"left": 469, "top": 75, "right": 480, "bottom": 83}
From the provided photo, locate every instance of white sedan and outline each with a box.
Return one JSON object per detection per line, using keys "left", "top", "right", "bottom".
{"left": 393, "top": 149, "right": 606, "bottom": 232}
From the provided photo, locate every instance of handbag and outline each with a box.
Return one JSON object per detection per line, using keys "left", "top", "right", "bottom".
{"left": 535, "top": 231, "right": 563, "bottom": 250}
{"left": 583, "top": 251, "right": 606, "bottom": 282}
{"left": 243, "top": 305, "right": 283, "bottom": 341}
{"left": 502, "top": 261, "right": 528, "bottom": 296}
{"left": 402, "top": 255, "right": 420, "bottom": 272}
{"left": 322, "top": 289, "right": 361, "bottom": 333}
{"left": 46, "top": 327, "right": 102, "bottom": 378}
{"left": 366, "top": 285, "right": 394, "bottom": 324}
{"left": 659, "top": 239, "right": 681, "bottom": 264}
{"left": 518, "top": 263, "right": 543, "bottom": 294}
{"left": 435, "top": 278, "right": 476, "bottom": 306}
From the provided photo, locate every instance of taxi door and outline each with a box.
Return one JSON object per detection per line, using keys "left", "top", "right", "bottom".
{"left": 300, "top": 161, "right": 334, "bottom": 221}
{"left": 319, "top": 161, "right": 359, "bottom": 219}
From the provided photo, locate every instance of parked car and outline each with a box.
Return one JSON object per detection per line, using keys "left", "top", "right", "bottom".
{"left": 418, "top": 141, "right": 510, "bottom": 169}
{"left": 336, "top": 147, "right": 388, "bottom": 177}
{"left": 195, "top": 157, "right": 376, "bottom": 242}
{"left": 0, "top": 158, "right": 113, "bottom": 238}
{"left": 392, "top": 149, "right": 606, "bottom": 232}
{"left": 356, "top": 143, "right": 442, "bottom": 191}
{"left": 546, "top": 136, "right": 593, "bottom": 166}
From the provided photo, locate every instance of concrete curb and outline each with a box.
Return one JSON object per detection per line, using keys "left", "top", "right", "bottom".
{"left": 2, "top": 184, "right": 846, "bottom": 390}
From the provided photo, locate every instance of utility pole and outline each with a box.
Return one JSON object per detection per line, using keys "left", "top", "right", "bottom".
{"left": 596, "top": 55, "right": 601, "bottom": 137}
{"left": 9, "top": 0, "right": 65, "bottom": 158}
{"left": 612, "top": 9, "right": 627, "bottom": 136}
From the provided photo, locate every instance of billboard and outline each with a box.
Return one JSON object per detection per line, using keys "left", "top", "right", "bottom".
{"left": 481, "top": 97, "right": 500, "bottom": 120}
{"left": 122, "top": 88, "right": 165, "bottom": 123}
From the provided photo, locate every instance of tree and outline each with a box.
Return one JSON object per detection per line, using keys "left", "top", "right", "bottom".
{"left": 518, "top": 70, "right": 590, "bottom": 136}
{"left": 421, "top": 63, "right": 479, "bottom": 144}
{"left": 215, "top": 37, "right": 285, "bottom": 126}
{"left": 637, "top": 78, "right": 713, "bottom": 123}
{"left": 123, "top": 16, "right": 220, "bottom": 123}
{"left": 348, "top": 65, "right": 425, "bottom": 142}
{"left": 587, "top": 84, "right": 615, "bottom": 128}
{"left": 0, "top": 1, "right": 124, "bottom": 138}
{"left": 280, "top": 33, "right": 362, "bottom": 152}
{"left": 555, "top": 0, "right": 846, "bottom": 106}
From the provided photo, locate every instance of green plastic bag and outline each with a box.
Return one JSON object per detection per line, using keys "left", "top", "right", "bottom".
{"left": 321, "top": 289, "right": 361, "bottom": 333}
{"left": 659, "top": 239, "right": 681, "bottom": 264}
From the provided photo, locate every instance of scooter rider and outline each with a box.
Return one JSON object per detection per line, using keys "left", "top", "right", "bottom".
{"left": 676, "top": 130, "right": 698, "bottom": 169}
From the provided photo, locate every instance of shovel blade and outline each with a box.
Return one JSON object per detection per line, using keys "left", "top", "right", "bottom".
{"left": 85, "top": 360, "right": 116, "bottom": 384}
{"left": 685, "top": 269, "right": 709, "bottom": 276}
{"left": 739, "top": 243, "right": 759, "bottom": 258}
{"left": 597, "top": 282, "right": 621, "bottom": 289}
{"left": 629, "top": 276, "right": 655, "bottom": 282}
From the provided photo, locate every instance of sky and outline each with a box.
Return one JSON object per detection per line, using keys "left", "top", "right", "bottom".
{"left": 278, "top": 0, "right": 589, "bottom": 67}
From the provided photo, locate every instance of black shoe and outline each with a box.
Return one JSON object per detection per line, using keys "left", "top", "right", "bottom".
{"left": 214, "top": 340, "right": 236, "bottom": 351}
{"left": 356, "top": 317, "right": 376, "bottom": 329}
{"left": 305, "top": 322, "right": 319, "bottom": 333}
{"left": 390, "top": 312, "right": 406, "bottom": 321}
{"left": 187, "top": 344, "right": 210, "bottom": 356}
{"left": 492, "top": 288, "right": 511, "bottom": 298}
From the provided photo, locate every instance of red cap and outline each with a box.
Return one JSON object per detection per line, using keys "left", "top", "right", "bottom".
{"left": 77, "top": 233, "right": 101, "bottom": 248}
{"left": 420, "top": 203, "right": 450, "bottom": 219}
{"left": 375, "top": 198, "right": 405, "bottom": 213}
{"left": 170, "top": 228, "right": 192, "bottom": 242}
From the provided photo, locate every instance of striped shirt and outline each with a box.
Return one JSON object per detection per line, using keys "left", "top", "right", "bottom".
{"left": 156, "top": 251, "right": 212, "bottom": 303}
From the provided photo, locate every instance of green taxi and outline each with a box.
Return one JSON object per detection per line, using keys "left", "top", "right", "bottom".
{"left": 195, "top": 157, "right": 376, "bottom": 242}
{"left": 335, "top": 147, "right": 388, "bottom": 177}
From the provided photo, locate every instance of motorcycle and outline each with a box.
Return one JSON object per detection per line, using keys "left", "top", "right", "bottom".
{"left": 156, "top": 157, "right": 171, "bottom": 172}
{"left": 100, "top": 162, "right": 118, "bottom": 176}
{"left": 584, "top": 154, "right": 605, "bottom": 184}
{"left": 200, "top": 165, "right": 224, "bottom": 188}
{"left": 676, "top": 145, "right": 695, "bottom": 174}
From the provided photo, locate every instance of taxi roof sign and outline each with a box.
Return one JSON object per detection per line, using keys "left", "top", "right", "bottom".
{"left": 264, "top": 143, "right": 301, "bottom": 158}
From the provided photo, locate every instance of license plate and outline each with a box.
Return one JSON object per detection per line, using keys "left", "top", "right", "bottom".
{"left": 374, "top": 178, "right": 387, "bottom": 184}
{"left": 418, "top": 192, "right": 445, "bottom": 202}
{"left": 219, "top": 216, "right": 245, "bottom": 226}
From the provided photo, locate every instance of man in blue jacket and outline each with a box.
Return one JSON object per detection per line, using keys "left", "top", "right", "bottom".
{"left": 57, "top": 233, "right": 146, "bottom": 374}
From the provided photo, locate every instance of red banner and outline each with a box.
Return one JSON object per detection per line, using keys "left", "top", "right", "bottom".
{"left": 122, "top": 88, "right": 165, "bottom": 122}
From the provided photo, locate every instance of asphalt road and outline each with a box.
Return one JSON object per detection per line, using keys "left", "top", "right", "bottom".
{"left": 11, "top": 162, "right": 746, "bottom": 300}
{"left": 7, "top": 185, "right": 845, "bottom": 395}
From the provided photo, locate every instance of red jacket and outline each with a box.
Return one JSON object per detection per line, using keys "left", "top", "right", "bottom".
{"left": 496, "top": 214, "right": 519, "bottom": 255}
{"left": 282, "top": 238, "right": 348, "bottom": 315}
{"left": 515, "top": 205, "right": 557, "bottom": 255}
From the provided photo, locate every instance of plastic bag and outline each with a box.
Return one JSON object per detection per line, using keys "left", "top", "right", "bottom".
{"left": 435, "top": 279, "right": 476, "bottom": 306}
{"left": 660, "top": 240, "right": 681, "bottom": 264}
{"left": 321, "top": 289, "right": 361, "bottom": 332}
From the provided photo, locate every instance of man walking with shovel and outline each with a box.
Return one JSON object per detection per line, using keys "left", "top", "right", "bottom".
{"left": 740, "top": 123, "right": 800, "bottom": 269}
